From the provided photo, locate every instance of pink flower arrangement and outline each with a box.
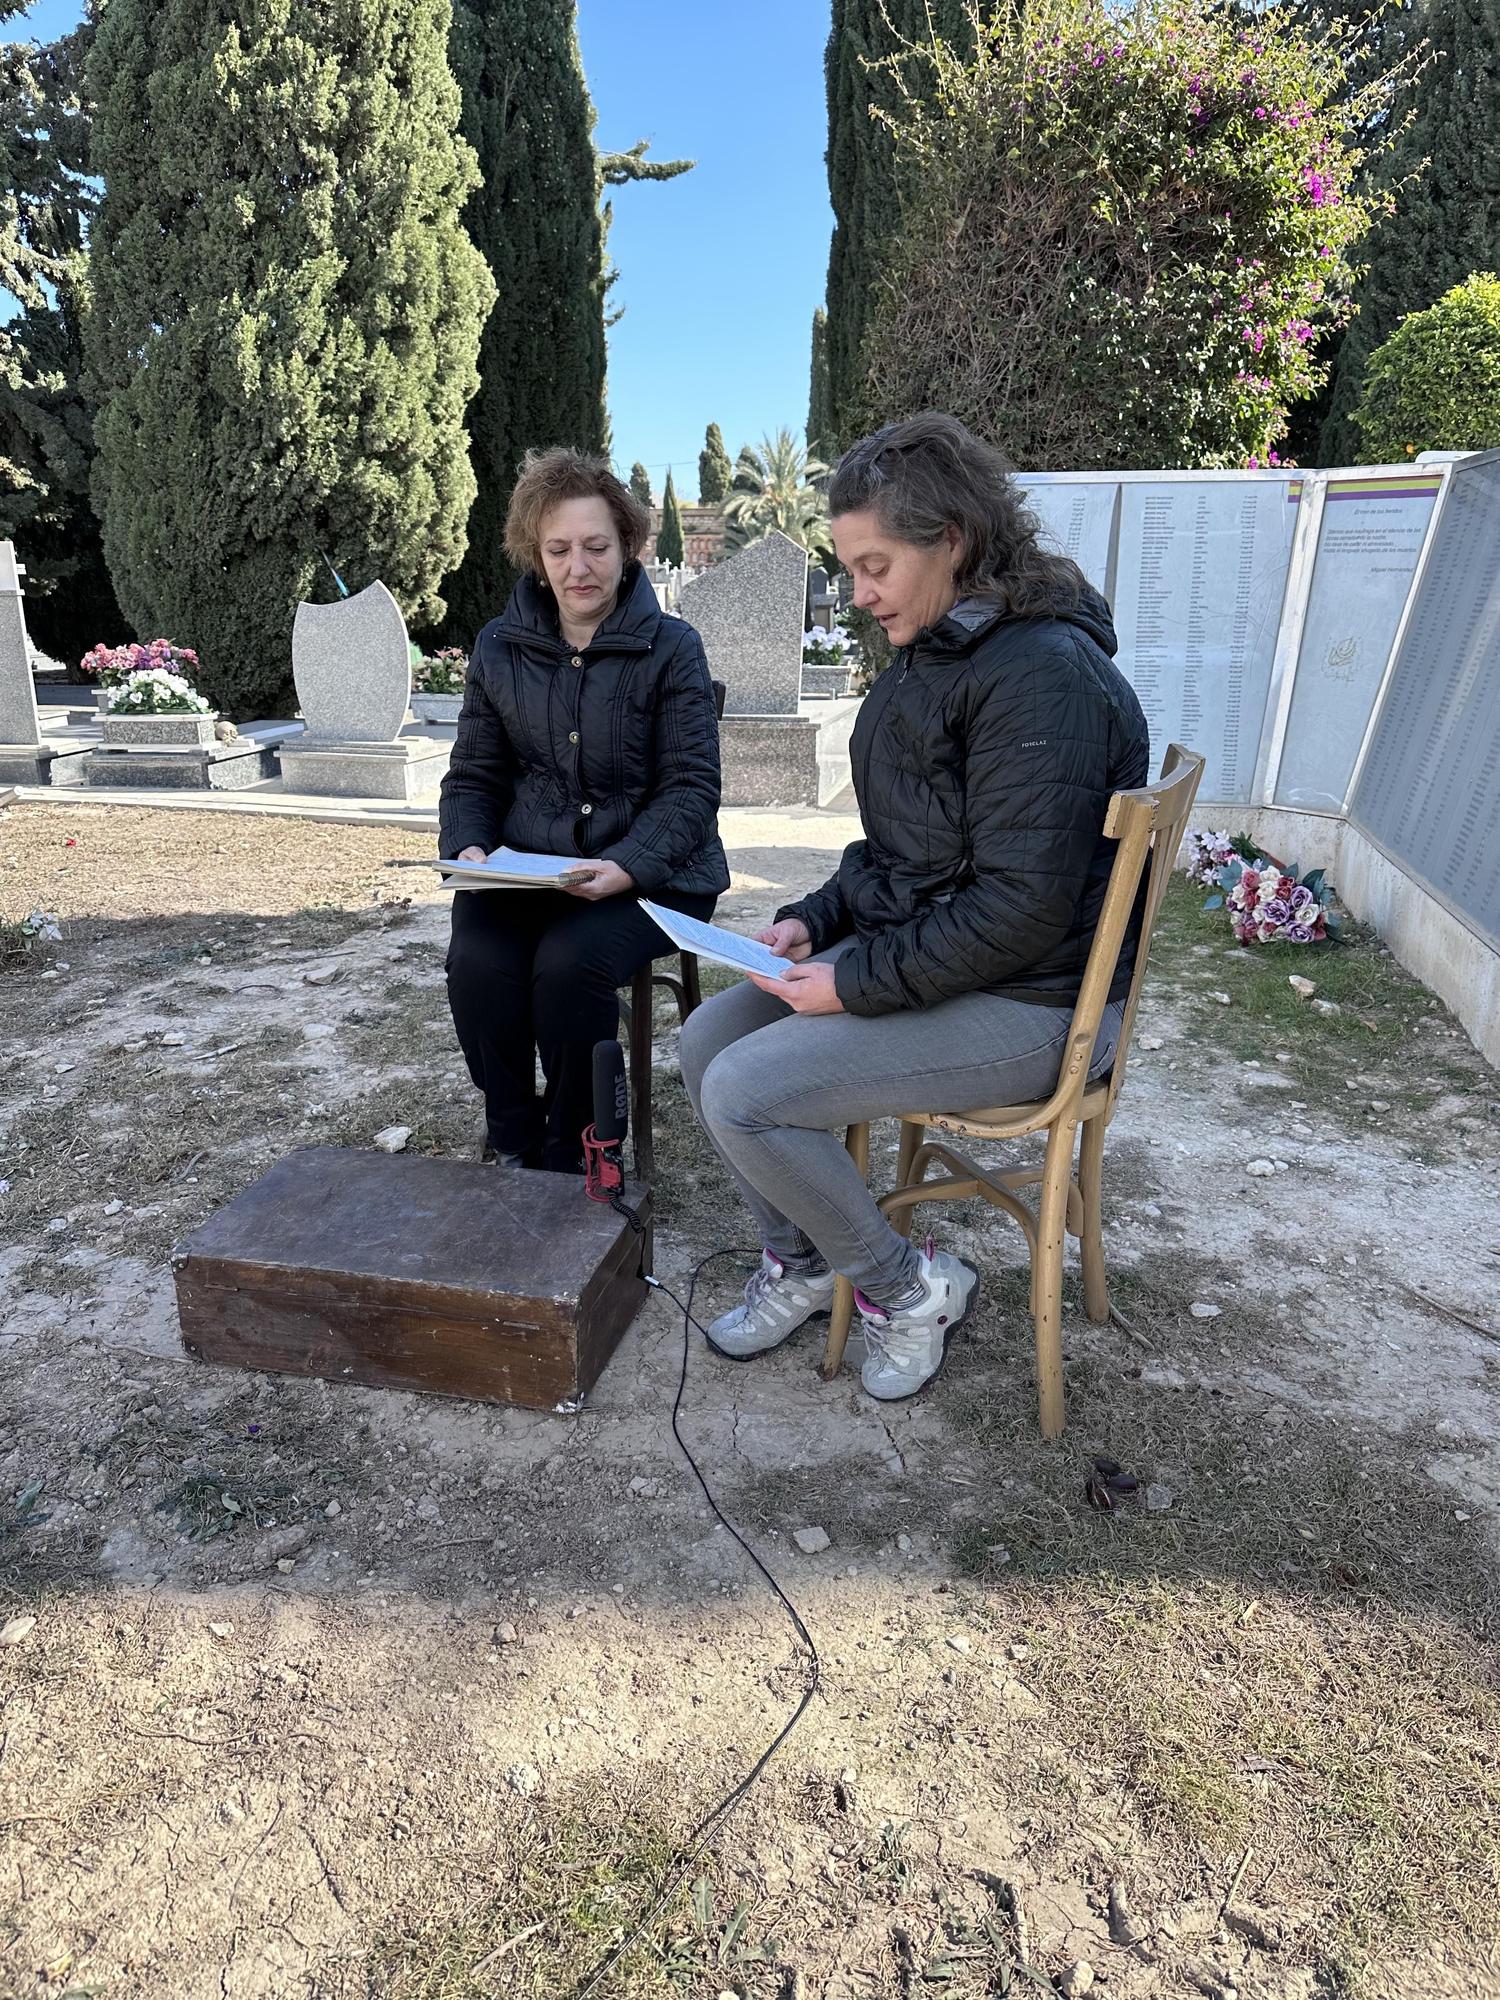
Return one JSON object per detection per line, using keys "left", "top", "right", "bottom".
{"left": 81, "top": 638, "right": 201, "bottom": 687}
{"left": 1196, "top": 833, "right": 1340, "bottom": 944}
{"left": 1220, "top": 861, "right": 1335, "bottom": 943}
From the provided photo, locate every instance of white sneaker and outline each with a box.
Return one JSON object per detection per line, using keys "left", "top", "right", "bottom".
{"left": 856, "top": 1245, "right": 980, "bottom": 1401}
{"left": 703, "top": 1252, "right": 837, "bottom": 1361}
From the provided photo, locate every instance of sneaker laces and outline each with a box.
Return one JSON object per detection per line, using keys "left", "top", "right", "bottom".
{"left": 742, "top": 1255, "right": 784, "bottom": 1313}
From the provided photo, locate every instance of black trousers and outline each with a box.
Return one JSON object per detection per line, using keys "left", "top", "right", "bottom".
{"left": 445, "top": 887, "right": 717, "bottom": 1172}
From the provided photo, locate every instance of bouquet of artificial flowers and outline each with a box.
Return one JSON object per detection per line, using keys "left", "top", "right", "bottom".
{"left": 82, "top": 638, "right": 200, "bottom": 687}
{"left": 1184, "top": 827, "right": 1236, "bottom": 888}
{"left": 107, "top": 668, "right": 212, "bottom": 716}
{"left": 1209, "top": 858, "right": 1337, "bottom": 944}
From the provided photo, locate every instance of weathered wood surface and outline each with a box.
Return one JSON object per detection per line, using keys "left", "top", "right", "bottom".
{"left": 173, "top": 1147, "right": 650, "bottom": 1409}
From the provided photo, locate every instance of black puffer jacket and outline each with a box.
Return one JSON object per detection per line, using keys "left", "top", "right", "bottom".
{"left": 780, "top": 586, "right": 1150, "bottom": 1016}
{"left": 438, "top": 561, "right": 730, "bottom": 899}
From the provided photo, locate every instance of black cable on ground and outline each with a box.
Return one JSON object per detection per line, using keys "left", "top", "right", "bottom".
{"left": 569, "top": 1247, "right": 823, "bottom": 2000}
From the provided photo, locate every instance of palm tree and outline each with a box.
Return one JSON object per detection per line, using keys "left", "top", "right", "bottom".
{"left": 722, "top": 429, "right": 831, "bottom": 562}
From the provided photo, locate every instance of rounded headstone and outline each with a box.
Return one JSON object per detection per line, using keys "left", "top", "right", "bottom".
{"left": 292, "top": 580, "right": 411, "bottom": 744}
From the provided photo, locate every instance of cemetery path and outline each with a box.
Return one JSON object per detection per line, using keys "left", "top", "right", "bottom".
{"left": 1, "top": 798, "right": 1497, "bottom": 2000}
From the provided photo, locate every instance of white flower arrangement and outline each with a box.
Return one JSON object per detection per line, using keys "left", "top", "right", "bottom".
{"left": 107, "top": 668, "right": 212, "bottom": 716}
{"left": 802, "top": 624, "right": 857, "bottom": 666}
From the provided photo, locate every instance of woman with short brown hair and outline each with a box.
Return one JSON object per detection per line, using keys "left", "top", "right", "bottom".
{"left": 441, "top": 446, "right": 728, "bottom": 1174}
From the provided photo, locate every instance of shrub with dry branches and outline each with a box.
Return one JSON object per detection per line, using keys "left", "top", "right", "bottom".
{"left": 856, "top": 0, "right": 1417, "bottom": 470}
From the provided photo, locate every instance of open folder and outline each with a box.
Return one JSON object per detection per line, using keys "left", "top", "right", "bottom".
{"left": 639, "top": 900, "right": 793, "bottom": 981}
{"left": 397, "top": 847, "right": 593, "bottom": 889}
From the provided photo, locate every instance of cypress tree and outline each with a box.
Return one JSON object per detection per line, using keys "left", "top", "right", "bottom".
{"left": 656, "top": 468, "right": 685, "bottom": 567}
{"left": 822, "top": 0, "right": 972, "bottom": 449}
{"left": 442, "top": 0, "right": 608, "bottom": 642}
{"left": 85, "top": 0, "right": 494, "bottom": 718}
{"left": 808, "top": 305, "right": 833, "bottom": 457}
{"left": 0, "top": 10, "right": 124, "bottom": 664}
{"left": 629, "top": 461, "right": 654, "bottom": 509}
{"left": 698, "top": 422, "right": 732, "bottom": 504}
{"left": 1320, "top": 0, "right": 1500, "bottom": 463}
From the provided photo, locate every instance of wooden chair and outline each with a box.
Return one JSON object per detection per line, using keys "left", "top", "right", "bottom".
{"left": 819, "top": 744, "right": 1204, "bottom": 1439}
{"left": 620, "top": 678, "right": 727, "bottom": 1181}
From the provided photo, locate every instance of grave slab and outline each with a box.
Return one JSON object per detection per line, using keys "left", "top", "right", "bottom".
{"left": 277, "top": 735, "right": 449, "bottom": 801}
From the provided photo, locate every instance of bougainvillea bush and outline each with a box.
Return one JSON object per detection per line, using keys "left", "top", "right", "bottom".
{"left": 859, "top": 0, "right": 1414, "bottom": 470}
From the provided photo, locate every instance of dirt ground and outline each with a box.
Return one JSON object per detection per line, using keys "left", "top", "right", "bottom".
{"left": 1, "top": 798, "right": 1498, "bottom": 2000}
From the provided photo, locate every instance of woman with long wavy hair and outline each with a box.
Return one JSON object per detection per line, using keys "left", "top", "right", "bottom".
{"left": 680, "top": 412, "right": 1150, "bottom": 1401}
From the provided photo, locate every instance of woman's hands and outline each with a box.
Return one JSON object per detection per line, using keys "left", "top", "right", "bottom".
{"left": 747, "top": 915, "right": 841, "bottom": 1011}
{"left": 748, "top": 958, "right": 844, "bottom": 1013}
{"left": 455, "top": 848, "right": 631, "bottom": 899}
{"left": 561, "top": 859, "right": 634, "bottom": 901}
{"left": 754, "top": 917, "right": 813, "bottom": 962}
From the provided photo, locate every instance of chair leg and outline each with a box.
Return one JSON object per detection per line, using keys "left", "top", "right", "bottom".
{"left": 823, "top": 1277, "right": 857, "bottom": 1383}
{"left": 680, "top": 951, "right": 703, "bottom": 1017}
{"left": 1033, "top": 1117, "right": 1076, "bottom": 1440}
{"left": 627, "top": 968, "right": 654, "bottom": 1182}
{"left": 819, "top": 1122, "right": 870, "bottom": 1381}
{"left": 890, "top": 1120, "right": 923, "bottom": 1240}
{"left": 1078, "top": 1116, "right": 1109, "bottom": 1324}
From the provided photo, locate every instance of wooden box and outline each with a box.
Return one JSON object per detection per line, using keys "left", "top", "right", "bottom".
{"left": 172, "top": 1147, "right": 651, "bottom": 1410}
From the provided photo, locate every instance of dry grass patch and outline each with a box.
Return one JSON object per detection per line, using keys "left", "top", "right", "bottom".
{"left": 943, "top": 1258, "right": 1500, "bottom": 1991}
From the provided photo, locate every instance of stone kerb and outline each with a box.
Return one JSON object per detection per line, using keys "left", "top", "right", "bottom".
{"left": 678, "top": 532, "right": 807, "bottom": 716}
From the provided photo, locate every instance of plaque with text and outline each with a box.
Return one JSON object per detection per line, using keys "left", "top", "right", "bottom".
{"left": 1018, "top": 480, "right": 1116, "bottom": 595}
{"left": 1111, "top": 478, "right": 1298, "bottom": 801}
{"left": 1350, "top": 452, "right": 1500, "bottom": 943}
{"left": 1274, "top": 474, "right": 1440, "bottom": 811}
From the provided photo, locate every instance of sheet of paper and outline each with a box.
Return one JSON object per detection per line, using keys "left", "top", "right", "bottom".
{"left": 639, "top": 900, "right": 793, "bottom": 981}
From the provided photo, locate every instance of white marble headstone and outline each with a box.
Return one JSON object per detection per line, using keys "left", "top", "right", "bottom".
{"left": 292, "top": 580, "right": 411, "bottom": 744}
{"left": 679, "top": 531, "right": 808, "bottom": 716}
{"left": 0, "top": 541, "right": 43, "bottom": 749}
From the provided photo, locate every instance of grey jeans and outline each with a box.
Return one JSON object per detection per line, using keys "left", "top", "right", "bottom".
{"left": 679, "top": 943, "right": 1124, "bottom": 1305}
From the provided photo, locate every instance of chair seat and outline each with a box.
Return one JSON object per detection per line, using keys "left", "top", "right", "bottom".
{"left": 913, "top": 1081, "right": 1111, "bottom": 1144}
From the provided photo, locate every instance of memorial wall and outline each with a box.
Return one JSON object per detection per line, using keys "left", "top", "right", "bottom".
{"left": 1273, "top": 473, "right": 1441, "bottom": 811}
{"left": 1022, "top": 472, "right": 1301, "bottom": 801}
{"left": 1348, "top": 452, "right": 1500, "bottom": 946}
{"left": 1019, "top": 464, "right": 1471, "bottom": 820}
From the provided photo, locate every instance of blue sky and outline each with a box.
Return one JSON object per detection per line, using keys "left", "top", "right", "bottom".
{"left": 6, "top": 0, "right": 834, "bottom": 502}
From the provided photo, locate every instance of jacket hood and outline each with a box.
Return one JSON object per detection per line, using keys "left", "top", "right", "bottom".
{"left": 928, "top": 579, "right": 1119, "bottom": 660}
{"left": 498, "top": 558, "right": 662, "bottom": 653}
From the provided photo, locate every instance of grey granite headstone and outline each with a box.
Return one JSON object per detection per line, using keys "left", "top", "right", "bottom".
{"left": 292, "top": 580, "right": 411, "bottom": 744}
{"left": 679, "top": 531, "right": 807, "bottom": 716}
{"left": 0, "top": 541, "right": 43, "bottom": 750}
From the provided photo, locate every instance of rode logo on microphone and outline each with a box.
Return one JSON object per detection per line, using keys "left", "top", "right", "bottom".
{"left": 584, "top": 1038, "right": 628, "bottom": 1201}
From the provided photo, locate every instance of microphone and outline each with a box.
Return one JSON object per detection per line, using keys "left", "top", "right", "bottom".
{"left": 583, "top": 1038, "right": 628, "bottom": 1202}
{"left": 592, "top": 1039, "right": 628, "bottom": 1147}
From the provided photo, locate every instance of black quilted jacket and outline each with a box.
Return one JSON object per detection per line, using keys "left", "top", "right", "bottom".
{"left": 779, "top": 586, "right": 1150, "bottom": 1016}
{"left": 438, "top": 561, "right": 730, "bottom": 899}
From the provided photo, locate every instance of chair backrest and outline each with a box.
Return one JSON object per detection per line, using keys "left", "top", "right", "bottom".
{"left": 1042, "top": 743, "right": 1205, "bottom": 1122}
